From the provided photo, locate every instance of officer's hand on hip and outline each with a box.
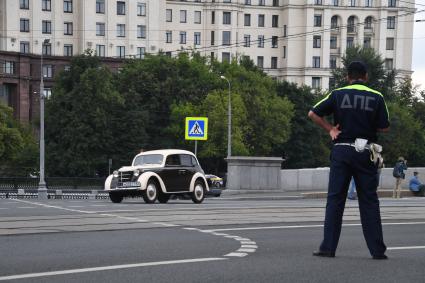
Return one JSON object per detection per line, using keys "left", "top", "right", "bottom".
{"left": 329, "top": 124, "right": 341, "bottom": 141}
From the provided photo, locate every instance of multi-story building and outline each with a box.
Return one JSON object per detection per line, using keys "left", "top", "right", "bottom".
{"left": 0, "top": 0, "right": 416, "bottom": 122}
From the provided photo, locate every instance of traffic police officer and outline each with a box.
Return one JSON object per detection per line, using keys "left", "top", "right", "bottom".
{"left": 308, "top": 61, "right": 390, "bottom": 260}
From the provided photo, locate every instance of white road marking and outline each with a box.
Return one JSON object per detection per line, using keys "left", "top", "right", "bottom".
{"left": 225, "top": 252, "right": 248, "bottom": 257}
{"left": 68, "top": 206, "right": 84, "bottom": 208}
{"left": 0, "top": 258, "right": 227, "bottom": 281}
{"left": 17, "top": 207, "right": 35, "bottom": 209}
{"left": 206, "top": 222, "right": 425, "bottom": 232}
{"left": 11, "top": 199, "right": 92, "bottom": 214}
{"left": 241, "top": 245, "right": 258, "bottom": 249}
{"left": 153, "top": 222, "right": 180, "bottom": 227}
{"left": 387, "top": 246, "right": 425, "bottom": 250}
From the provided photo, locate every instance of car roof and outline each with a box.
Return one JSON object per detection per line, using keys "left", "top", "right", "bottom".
{"left": 135, "top": 149, "right": 195, "bottom": 157}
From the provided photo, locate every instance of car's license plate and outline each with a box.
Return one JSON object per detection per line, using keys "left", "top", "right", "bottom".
{"left": 122, "top": 182, "right": 140, "bottom": 187}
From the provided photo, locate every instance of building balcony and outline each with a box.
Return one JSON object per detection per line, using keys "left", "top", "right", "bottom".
{"left": 347, "top": 26, "right": 357, "bottom": 34}
{"left": 364, "top": 26, "right": 374, "bottom": 35}
{"left": 330, "top": 26, "right": 340, "bottom": 34}
{"left": 330, "top": 47, "right": 340, "bottom": 55}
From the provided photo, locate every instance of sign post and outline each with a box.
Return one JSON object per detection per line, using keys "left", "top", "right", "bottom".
{"left": 185, "top": 117, "right": 208, "bottom": 156}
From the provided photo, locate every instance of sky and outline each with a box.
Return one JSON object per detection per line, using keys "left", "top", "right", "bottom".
{"left": 412, "top": 0, "right": 425, "bottom": 90}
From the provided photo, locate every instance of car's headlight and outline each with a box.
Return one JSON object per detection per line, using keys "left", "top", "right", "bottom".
{"left": 134, "top": 169, "right": 140, "bottom": 177}
{"left": 113, "top": 170, "right": 119, "bottom": 178}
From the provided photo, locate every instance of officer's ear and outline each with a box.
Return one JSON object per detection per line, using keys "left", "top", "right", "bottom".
{"left": 364, "top": 73, "right": 369, "bottom": 82}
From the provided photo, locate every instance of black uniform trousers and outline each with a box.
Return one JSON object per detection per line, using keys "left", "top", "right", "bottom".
{"left": 319, "top": 145, "right": 387, "bottom": 256}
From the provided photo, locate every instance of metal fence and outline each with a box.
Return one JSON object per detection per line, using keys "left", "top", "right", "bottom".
{"left": 0, "top": 177, "right": 106, "bottom": 192}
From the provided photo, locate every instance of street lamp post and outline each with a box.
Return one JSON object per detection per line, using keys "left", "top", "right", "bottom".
{"left": 220, "top": 76, "right": 231, "bottom": 157}
{"left": 38, "top": 39, "right": 50, "bottom": 199}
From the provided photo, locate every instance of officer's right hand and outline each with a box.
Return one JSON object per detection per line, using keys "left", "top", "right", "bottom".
{"left": 329, "top": 124, "right": 341, "bottom": 140}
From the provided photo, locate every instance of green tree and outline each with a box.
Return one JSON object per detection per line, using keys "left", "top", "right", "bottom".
{"left": 0, "top": 103, "right": 37, "bottom": 175}
{"left": 46, "top": 53, "right": 126, "bottom": 176}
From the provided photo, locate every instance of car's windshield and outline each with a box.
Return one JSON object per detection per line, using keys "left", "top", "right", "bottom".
{"left": 133, "top": 154, "right": 163, "bottom": 166}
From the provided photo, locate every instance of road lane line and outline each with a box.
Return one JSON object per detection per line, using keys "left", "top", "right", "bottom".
{"left": 11, "top": 199, "right": 92, "bottom": 214}
{"left": 206, "top": 221, "right": 425, "bottom": 232}
{"left": 0, "top": 258, "right": 227, "bottom": 281}
{"left": 388, "top": 246, "right": 425, "bottom": 250}
{"left": 17, "top": 207, "right": 36, "bottom": 209}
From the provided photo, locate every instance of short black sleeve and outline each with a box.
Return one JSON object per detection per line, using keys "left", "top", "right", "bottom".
{"left": 312, "top": 92, "right": 334, "bottom": 117}
{"left": 376, "top": 96, "right": 390, "bottom": 129}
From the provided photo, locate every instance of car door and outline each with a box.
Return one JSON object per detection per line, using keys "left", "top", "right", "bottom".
{"left": 178, "top": 154, "right": 196, "bottom": 191}
{"left": 159, "top": 154, "right": 181, "bottom": 192}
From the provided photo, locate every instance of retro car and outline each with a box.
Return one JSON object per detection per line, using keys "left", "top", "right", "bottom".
{"left": 205, "top": 174, "right": 224, "bottom": 197}
{"left": 104, "top": 149, "right": 209, "bottom": 204}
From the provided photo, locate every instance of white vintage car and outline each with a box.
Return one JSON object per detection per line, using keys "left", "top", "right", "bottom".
{"left": 104, "top": 149, "right": 209, "bottom": 204}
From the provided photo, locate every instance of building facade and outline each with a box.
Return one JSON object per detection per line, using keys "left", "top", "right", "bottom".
{"left": 0, "top": 0, "right": 416, "bottom": 121}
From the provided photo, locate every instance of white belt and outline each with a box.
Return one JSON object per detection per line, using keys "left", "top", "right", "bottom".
{"left": 334, "top": 143, "right": 371, "bottom": 150}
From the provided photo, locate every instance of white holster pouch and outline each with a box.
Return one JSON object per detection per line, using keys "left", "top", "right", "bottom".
{"left": 370, "top": 143, "right": 384, "bottom": 168}
{"left": 354, "top": 138, "right": 368, "bottom": 152}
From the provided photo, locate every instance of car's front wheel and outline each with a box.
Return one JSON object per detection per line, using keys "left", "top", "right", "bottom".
{"left": 109, "top": 192, "right": 123, "bottom": 203}
{"left": 191, "top": 180, "right": 205, "bottom": 204}
{"left": 143, "top": 180, "right": 158, "bottom": 204}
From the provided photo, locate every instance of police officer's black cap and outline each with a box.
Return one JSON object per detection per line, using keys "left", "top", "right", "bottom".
{"left": 348, "top": 61, "right": 368, "bottom": 76}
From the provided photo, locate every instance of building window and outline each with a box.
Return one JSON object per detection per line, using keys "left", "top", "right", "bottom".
{"left": 258, "top": 14, "right": 265, "bottom": 27}
{"left": 64, "top": 22, "right": 73, "bottom": 35}
{"left": 180, "top": 31, "right": 186, "bottom": 44}
{"left": 329, "top": 77, "right": 336, "bottom": 89}
{"left": 387, "top": 16, "right": 395, "bottom": 29}
{"left": 20, "top": 19, "right": 30, "bottom": 32}
{"left": 244, "top": 14, "right": 251, "bottom": 26}
{"left": 271, "top": 57, "right": 278, "bottom": 69}
{"left": 364, "top": 37, "right": 371, "bottom": 48}
{"left": 388, "top": 0, "right": 396, "bottom": 7}
{"left": 166, "top": 9, "right": 172, "bottom": 22}
{"left": 211, "top": 31, "right": 215, "bottom": 45}
{"left": 96, "top": 23, "right": 105, "bottom": 36}
{"left": 137, "top": 25, "right": 146, "bottom": 38}
{"left": 117, "top": 24, "right": 125, "bottom": 37}
{"left": 330, "top": 56, "right": 337, "bottom": 69}
{"left": 347, "top": 16, "right": 356, "bottom": 33}
{"left": 3, "top": 61, "right": 16, "bottom": 74}
{"left": 258, "top": 35, "right": 264, "bottom": 48}
{"left": 245, "top": 0, "right": 251, "bottom": 4}
{"left": 20, "top": 41, "right": 30, "bottom": 53}
{"left": 42, "top": 43, "right": 51, "bottom": 55}
{"left": 244, "top": 34, "right": 250, "bottom": 47}
{"left": 222, "top": 31, "right": 231, "bottom": 45}
{"left": 137, "top": 47, "right": 145, "bottom": 59}
{"left": 223, "top": 0, "right": 231, "bottom": 3}
{"left": 272, "top": 15, "right": 279, "bottom": 27}
{"left": 365, "top": 0, "right": 373, "bottom": 7}
{"left": 137, "top": 3, "right": 146, "bottom": 16}
{"left": 313, "top": 35, "right": 321, "bottom": 48}
{"left": 43, "top": 88, "right": 52, "bottom": 99}
{"left": 330, "top": 36, "right": 337, "bottom": 49}
{"left": 180, "top": 10, "right": 187, "bottom": 23}
{"left": 365, "top": 16, "right": 373, "bottom": 29}
{"left": 313, "top": 56, "right": 320, "bottom": 68}
{"left": 331, "top": 16, "right": 338, "bottom": 29}
{"left": 222, "top": 52, "right": 231, "bottom": 63}
{"left": 42, "top": 21, "right": 52, "bottom": 34}
{"left": 385, "top": 58, "right": 393, "bottom": 69}
{"left": 166, "top": 31, "right": 172, "bottom": 43}
{"left": 273, "top": 0, "right": 279, "bottom": 6}
{"left": 333, "top": 0, "right": 339, "bottom": 5}
{"left": 257, "top": 56, "right": 264, "bottom": 68}
{"left": 386, "top": 37, "right": 394, "bottom": 50}
{"left": 42, "top": 64, "right": 53, "bottom": 78}
{"left": 96, "top": 44, "right": 105, "bottom": 57}
{"left": 20, "top": 0, "right": 29, "bottom": 9}
{"left": 312, "top": 77, "right": 321, "bottom": 89}
{"left": 314, "top": 15, "right": 322, "bottom": 27}
{"left": 194, "top": 11, "right": 201, "bottom": 24}
{"left": 194, "top": 32, "right": 201, "bottom": 45}
{"left": 284, "top": 25, "right": 287, "bottom": 37}
{"left": 116, "top": 46, "right": 125, "bottom": 58}
{"left": 64, "top": 0, "right": 73, "bottom": 13}
{"left": 314, "top": 0, "right": 322, "bottom": 4}
{"left": 283, "top": 46, "right": 286, "bottom": 58}
{"left": 117, "top": 1, "right": 125, "bottom": 15}
{"left": 347, "top": 37, "right": 354, "bottom": 48}
{"left": 258, "top": 0, "right": 265, "bottom": 6}
{"left": 211, "top": 11, "right": 215, "bottom": 24}
{"left": 272, "top": 36, "right": 278, "bottom": 48}
{"left": 64, "top": 44, "right": 73, "bottom": 56}
{"left": 223, "top": 12, "right": 231, "bottom": 25}
{"left": 349, "top": 0, "right": 356, "bottom": 6}
{"left": 42, "top": 0, "right": 51, "bottom": 11}
{"left": 96, "top": 0, "right": 105, "bottom": 13}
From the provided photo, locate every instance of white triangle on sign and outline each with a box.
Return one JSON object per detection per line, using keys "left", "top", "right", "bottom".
{"left": 189, "top": 121, "right": 203, "bottom": 135}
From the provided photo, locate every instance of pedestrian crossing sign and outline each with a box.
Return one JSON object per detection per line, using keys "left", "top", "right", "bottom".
{"left": 185, "top": 117, "right": 208, "bottom": 140}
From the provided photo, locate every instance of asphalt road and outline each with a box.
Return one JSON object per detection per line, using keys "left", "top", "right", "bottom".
{"left": 1, "top": 196, "right": 424, "bottom": 283}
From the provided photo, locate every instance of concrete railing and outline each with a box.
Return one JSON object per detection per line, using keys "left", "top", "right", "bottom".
{"left": 281, "top": 167, "right": 425, "bottom": 192}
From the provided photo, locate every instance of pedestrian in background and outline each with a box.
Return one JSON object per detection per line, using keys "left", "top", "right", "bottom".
{"left": 347, "top": 178, "right": 356, "bottom": 200}
{"left": 308, "top": 61, "right": 390, "bottom": 260}
{"left": 409, "top": 172, "right": 425, "bottom": 197}
{"left": 392, "top": 157, "right": 407, "bottom": 198}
